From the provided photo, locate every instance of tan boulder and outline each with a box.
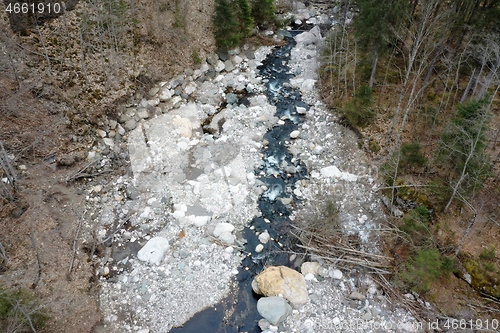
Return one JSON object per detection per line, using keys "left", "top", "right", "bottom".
{"left": 252, "top": 266, "right": 308, "bottom": 307}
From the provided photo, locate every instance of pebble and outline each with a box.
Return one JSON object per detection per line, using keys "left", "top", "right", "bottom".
{"left": 290, "top": 130, "right": 300, "bottom": 138}
{"left": 255, "top": 244, "right": 264, "bottom": 253}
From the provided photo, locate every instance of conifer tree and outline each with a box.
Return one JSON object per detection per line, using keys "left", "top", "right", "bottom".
{"left": 213, "top": 0, "right": 241, "bottom": 49}
{"left": 250, "top": 0, "right": 276, "bottom": 28}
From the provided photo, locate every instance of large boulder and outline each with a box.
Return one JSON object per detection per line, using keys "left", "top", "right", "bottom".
{"left": 294, "top": 25, "right": 322, "bottom": 46}
{"left": 252, "top": 266, "right": 308, "bottom": 307}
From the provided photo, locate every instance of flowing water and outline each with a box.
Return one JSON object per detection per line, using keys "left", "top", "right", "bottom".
{"left": 171, "top": 34, "right": 310, "bottom": 333}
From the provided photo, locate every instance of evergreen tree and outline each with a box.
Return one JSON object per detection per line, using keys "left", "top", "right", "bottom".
{"left": 250, "top": 0, "right": 276, "bottom": 28}
{"left": 236, "top": 0, "right": 253, "bottom": 37}
{"left": 352, "top": 0, "right": 409, "bottom": 88}
{"left": 213, "top": 0, "right": 241, "bottom": 49}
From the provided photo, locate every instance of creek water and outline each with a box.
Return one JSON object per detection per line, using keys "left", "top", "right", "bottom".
{"left": 171, "top": 33, "right": 310, "bottom": 333}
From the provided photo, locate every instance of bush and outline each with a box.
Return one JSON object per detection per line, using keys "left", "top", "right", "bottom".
{"left": 479, "top": 246, "right": 496, "bottom": 261}
{"left": 399, "top": 142, "right": 427, "bottom": 169}
{"left": 397, "top": 249, "right": 455, "bottom": 294}
{"left": 0, "top": 287, "right": 49, "bottom": 332}
{"left": 399, "top": 206, "right": 431, "bottom": 248}
{"left": 341, "top": 85, "right": 376, "bottom": 127}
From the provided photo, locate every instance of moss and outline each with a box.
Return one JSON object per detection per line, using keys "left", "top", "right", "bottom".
{"left": 463, "top": 259, "right": 500, "bottom": 298}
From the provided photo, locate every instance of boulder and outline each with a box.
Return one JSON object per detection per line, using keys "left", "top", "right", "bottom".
{"left": 294, "top": 25, "right": 322, "bottom": 46}
{"left": 137, "top": 237, "right": 170, "bottom": 265}
{"left": 252, "top": 266, "right": 309, "bottom": 306}
{"left": 301, "top": 262, "right": 320, "bottom": 276}
{"left": 257, "top": 296, "right": 292, "bottom": 325}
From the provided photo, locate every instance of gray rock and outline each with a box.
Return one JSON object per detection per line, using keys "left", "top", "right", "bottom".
{"left": 149, "top": 87, "right": 159, "bottom": 96}
{"left": 226, "top": 93, "right": 238, "bottom": 104}
{"left": 124, "top": 119, "right": 137, "bottom": 131}
{"left": 137, "top": 108, "right": 150, "bottom": 119}
{"left": 257, "top": 296, "right": 292, "bottom": 325}
{"left": 349, "top": 291, "right": 366, "bottom": 301}
{"left": 207, "top": 54, "right": 219, "bottom": 66}
{"left": 218, "top": 51, "right": 229, "bottom": 61}
{"left": 224, "top": 60, "right": 235, "bottom": 72}
{"left": 126, "top": 184, "right": 141, "bottom": 200}
{"left": 215, "top": 60, "right": 226, "bottom": 72}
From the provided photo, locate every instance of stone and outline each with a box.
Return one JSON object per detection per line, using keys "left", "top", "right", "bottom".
{"left": 255, "top": 244, "right": 264, "bottom": 253}
{"left": 96, "top": 129, "right": 107, "bottom": 138}
{"left": 124, "top": 119, "right": 137, "bottom": 131}
{"left": 137, "top": 237, "right": 170, "bottom": 265}
{"left": 290, "top": 130, "right": 300, "bottom": 139}
{"left": 258, "top": 230, "right": 270, "bottom": 244}
{"left": 184, "top": 81, "right": 197, "bottom": 95}
{"left": 224, "top": 60, "right": 235, "bottom": 72}
{"left": 103, "top": 138, "right": 114, "bottom": 147}
{"left": 207, "top": 54, "right": 219, "bottom": 66}
{"left": 294, "top": 25, "right": 322, "bottom": 46}
{"left": 226, "top": 93, "right": 238, "bottom": 104}
{"left": 149, "top": 87, "right": 159, "bottom": 96}
{"left": 301, "top": 79, "right": 316, "bottom": 93}
{"left": 320, "top": 165, "right": 342, "bottom": 178}
{"left": 329, "top": 268, "right": 343, "bottom": 280}
{"left": 257, "top": 296, "right": 292, "bottom": 325}
{"left": 349, "top": 291, "right": 366, "bottom": 301}
{"left": 215, "top": 60, "right": 226, "bottom": 72}
{"left": 213, "top": 222, "right": 235, "bottom": 244}
{"left": 301, "top": 262, "right": 320, "bottom": 276}
{"left": 252, "top": 266, "right": 309, "bottom": 306}
{"left": 137, "top": 108, "right": 150, "bottom": 119}
{"left": 296, "top": 106, "right": 307, "bottom": 114}
{"left": 159, "top": 87, "right": 173, "bottom": 102}
{"left": 232, "top": 55, "right": 243, "bottom": 64}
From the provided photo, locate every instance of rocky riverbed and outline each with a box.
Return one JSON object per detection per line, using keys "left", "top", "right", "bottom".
{"left": 86, "top": 4, "right": 424, "bottom": 333}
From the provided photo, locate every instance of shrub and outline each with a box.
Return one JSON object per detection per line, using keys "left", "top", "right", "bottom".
{"left": 341, "top": 85, "right": 376, "bottom": 127}
{"left": 479, "top": 246, "right": 496, "bottom": 261}
{"left": 0, "top": 287, "right": 49, "bottom": 332}
{"left": 399, "top": 206, "right": 431, "bottom": 248}
{"left": 397, "top": 249, "right": 455, "bottom": 294}
{"left": 399, "top": 142, "right": 427, "bottom": 169}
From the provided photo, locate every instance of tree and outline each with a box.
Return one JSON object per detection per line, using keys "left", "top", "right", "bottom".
{"left": 352, "top": 0, "right": 408, "bottom": 88}
{"left": 438, "top": 98, "right": 492, "bottom": 211}
{"left": 250, "top": 0, "right": 276, "bottom": 28}
{"left": 213, "top": 0, "right": 241, "bottom": 49}
{"left": 236, "top": 0, "right": 253, "bottom": 37}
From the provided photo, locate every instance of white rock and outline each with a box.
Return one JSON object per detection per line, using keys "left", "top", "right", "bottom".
{"left": 159, "top": 87, "right": 173, "bottom": 102}
{"left": 320, "top": 165, "right": 342, "bottom": 178}
{"left": 137, "top": 237, "right": 170, "bottom": 265}
{"left": 329, "top": 268, "right": 343, "bottom": 280}
{"left": 255, "top": 244, "right": 264, "bottom": 252}
{"left": 258, "top": 231, "right": 271, "bottom": 244}
{"left": 213, "top": 222, "right": 235, "bottom": 237}
{"left": 301, "top": 262, "right": 320, "bottom": 276}
{"left": 313, "top": 145, "right": 323, "bottom": 154}
{"left": 290, "top": 130, "right": 300, "bottom": 139}
{"left": 301, "top": 79, "right": 316, "bottom": 93}
{"left": 296, "top": 106, "right": 307, "bottom": 114}
{"left": 233, "top": 55, "right": 243, "bottom": 64}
